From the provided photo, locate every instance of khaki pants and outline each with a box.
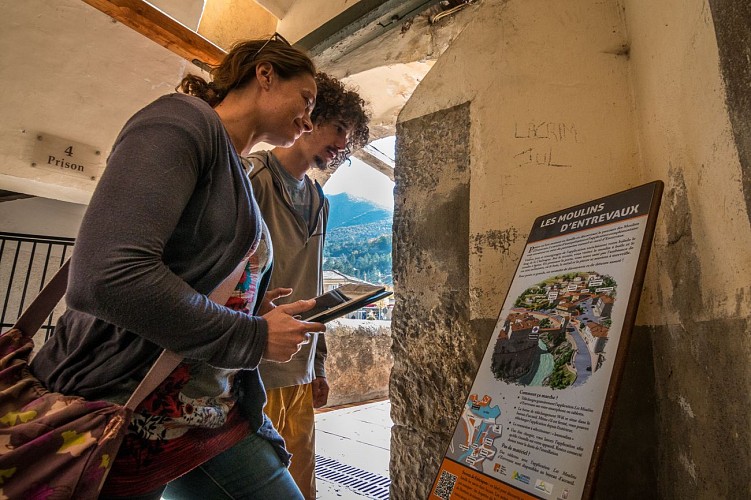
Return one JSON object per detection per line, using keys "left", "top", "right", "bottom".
{"left": 264, "top": 384, "right": 316, "bottom": 500}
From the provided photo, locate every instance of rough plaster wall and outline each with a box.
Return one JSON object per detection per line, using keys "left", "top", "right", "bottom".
{"left": 400, "top": 0, "right": 641, "bottom": 321}
{"left": 624, "top": 0, "right": 751, "bottom": 497}
{"left": 394, "top": 1, "right": 645, "bottom": 496}
{"left": 0, "top": 0, "right": 205, "bottom": 204}
{"left": 391, "top": 103, "right": 472, "bottom": 500}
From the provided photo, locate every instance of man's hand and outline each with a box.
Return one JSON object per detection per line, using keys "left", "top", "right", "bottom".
{"left": 312, "top": 377, "right": 329, "bottom": 408}
{"left": 262, "top": 299, "right": 325, "bottom": 362}
{"left": 257, "top": 287, "right": 293, "bottom": 316}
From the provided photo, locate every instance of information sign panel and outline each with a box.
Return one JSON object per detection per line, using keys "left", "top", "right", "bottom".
{"left": 430, "top": 181, "right": 663, "bottom": 500}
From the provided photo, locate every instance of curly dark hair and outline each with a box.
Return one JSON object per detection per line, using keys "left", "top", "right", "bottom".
{"left": 312, "top": 73, "right": 370, "bottom": 169}
{"left": 177, "top": 36, "right": 316, "bottom": 107}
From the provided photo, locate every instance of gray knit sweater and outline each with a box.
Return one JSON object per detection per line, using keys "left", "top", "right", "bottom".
{"left": 31, "top": 94, "right": 269, "bottom": 407}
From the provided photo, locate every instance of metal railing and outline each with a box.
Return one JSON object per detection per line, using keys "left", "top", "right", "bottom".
{"left": 0, "top": 232, "right": 74, "bottom": 340}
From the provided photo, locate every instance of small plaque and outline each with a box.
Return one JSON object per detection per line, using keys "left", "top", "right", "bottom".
{"left": 29, "top": 133, "right": 104, "bottom": 181}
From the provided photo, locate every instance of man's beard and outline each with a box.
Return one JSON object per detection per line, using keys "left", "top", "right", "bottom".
{"left": 313, "top": 155, "right": 328, "bottom": 170}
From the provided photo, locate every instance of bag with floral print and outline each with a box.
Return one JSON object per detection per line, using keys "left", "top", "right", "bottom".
{"left": 0, "top": 333, "right": 131, "bottom": 498}
{"left": 0, "top": 259, "right": 243, "bottom": 499}
{"left": 0, "top": 262, "right": 131, "bottom": 498}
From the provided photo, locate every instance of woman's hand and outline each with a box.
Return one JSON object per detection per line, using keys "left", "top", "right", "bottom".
{"left": 257, "top": 287, "right": 293, "bottom": 316}
{"left": 262, "top": 299, "right": 325, "bottom": 362}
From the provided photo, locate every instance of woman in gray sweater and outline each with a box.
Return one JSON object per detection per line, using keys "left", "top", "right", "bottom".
{"left": 30, "top": 35, "right": 324, "bottom": 499}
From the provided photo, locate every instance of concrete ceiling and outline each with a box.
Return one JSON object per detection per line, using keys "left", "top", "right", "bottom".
{"left": 264, "top": 0, "right": 479, "bottom": 142}
{"left": 256, "top": 0, "right": 295, "bottom": 19}
{"left": 0, "top": 0, "right": 478, "bottom": 203}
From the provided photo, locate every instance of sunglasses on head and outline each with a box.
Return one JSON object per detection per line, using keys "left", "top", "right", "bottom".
{"left": 253, "top": 32, "right": 292, "bottom": 60}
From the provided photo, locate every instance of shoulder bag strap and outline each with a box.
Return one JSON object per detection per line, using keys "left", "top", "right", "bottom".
{"left": 10, "top": 256, "right": 250, "bottom": 410}
{"left": 125, "top": 257, "right": 249, "bottom": 410}
{"left": 12, "top": 260, "right": 70, "bottom": 338}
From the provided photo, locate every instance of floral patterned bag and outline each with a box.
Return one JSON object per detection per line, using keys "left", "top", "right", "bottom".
{"left": 0, "top": 259, "right": 245, "bottom": 499}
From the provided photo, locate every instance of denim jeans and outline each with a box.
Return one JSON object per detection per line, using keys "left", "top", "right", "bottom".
{"left": 162, "top": 432, "right": 303, "bottom": 499}
{"left": 101, "top": 432, "right": 302, "bottom": 500}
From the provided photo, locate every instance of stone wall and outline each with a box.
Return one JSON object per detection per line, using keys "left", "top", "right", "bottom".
{"left": 323, "top": 319, "right": 393, "bottom": 407}
{"left": 391, "top": 102, "right": 476, "bottom": 500}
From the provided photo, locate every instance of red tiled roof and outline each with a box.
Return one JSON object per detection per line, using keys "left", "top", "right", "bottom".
{"left": 587, "top": 322, "right": 609, "bottom": 337}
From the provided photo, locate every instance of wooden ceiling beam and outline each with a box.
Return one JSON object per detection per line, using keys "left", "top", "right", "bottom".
{"left": 80, "top": 1, "right": 397, "bottom": 185}
{"left": 81, "top": 0, "right": 226, "bottom": 70}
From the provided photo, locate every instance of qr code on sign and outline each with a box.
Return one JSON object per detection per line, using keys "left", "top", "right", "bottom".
{"left": 434, "top": 470, "right": 458, "bottom": 499}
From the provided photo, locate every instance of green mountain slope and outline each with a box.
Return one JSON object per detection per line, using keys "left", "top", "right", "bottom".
{"left": 324, "top": 193, "right": 393, "bottom": 284}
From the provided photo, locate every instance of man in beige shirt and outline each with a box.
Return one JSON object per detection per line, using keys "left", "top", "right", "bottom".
{"left": 248, "top": 72, "right": 370, "bottom": 499}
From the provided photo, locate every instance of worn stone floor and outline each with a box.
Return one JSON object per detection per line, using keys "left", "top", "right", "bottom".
{"left": 315, "top": 399, "right": 392, "bottom": 499}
